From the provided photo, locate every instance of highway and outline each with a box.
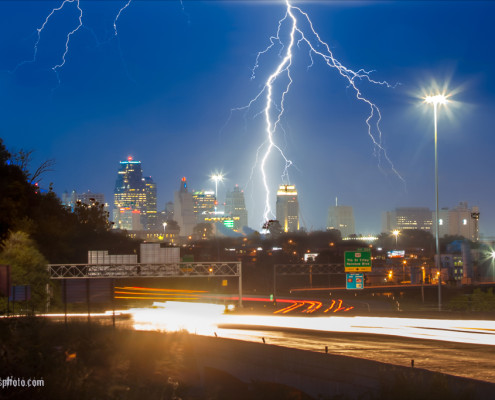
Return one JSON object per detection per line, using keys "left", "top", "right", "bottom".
{"left": 127, "top": 302, "right": 495, "bottom": 384}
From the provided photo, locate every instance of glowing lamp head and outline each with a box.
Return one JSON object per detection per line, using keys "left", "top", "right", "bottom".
{"left": 210, "top": 173, "right": 224, "bottom": 183}
{"left": 392, "top": 230, "right": 400, "bottom": 237}
{"left": 490, "top": 250, "right": 495, "bottom": 260}
{"left": 425, "top": 94, "right": 448, "bottom": 105}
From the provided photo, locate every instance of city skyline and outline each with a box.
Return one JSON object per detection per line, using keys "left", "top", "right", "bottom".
{"left": 1, "top": 1, "right": 495, "bottom": 235}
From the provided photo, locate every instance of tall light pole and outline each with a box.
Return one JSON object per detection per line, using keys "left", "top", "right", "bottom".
{"left": 491, "top": 251, "right": 495, "bottom": 282}
{"left": 392, "top": 230, "right": 400, "bottom": 248}
{"left": 425, "top": 94, "right": 447, "bottom": 311}
{"left": 210, "top": 173, "right": 224, "bottom": 212}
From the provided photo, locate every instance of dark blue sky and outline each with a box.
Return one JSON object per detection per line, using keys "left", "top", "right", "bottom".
{"left": 1, "top": 1, "right": 494, "bottom": 235}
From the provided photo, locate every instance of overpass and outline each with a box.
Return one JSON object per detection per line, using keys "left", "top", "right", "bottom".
{"left": 48, "top": 262, "right": 243, "bottom": 311}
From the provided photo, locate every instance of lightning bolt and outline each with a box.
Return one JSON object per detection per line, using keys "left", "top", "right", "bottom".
{"left": 11, "top": 0, "right": 83, "bottom": 88}
{"left": 14, "top": 0, "right": 134, "bottom": 87}
{"left": 114, "top": 0, "right": 133, "bottom": 36}
{"left": 236, "top": 0, "right": 404, "bottom": 227}
{"left": 52, "top": 0, "right": 83, "bottom": 87}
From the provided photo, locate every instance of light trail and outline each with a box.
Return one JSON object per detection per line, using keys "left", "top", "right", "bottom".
{"left": 127, "top": 302, "right": 495, "bottom": 346}
{"left": 114, "top": 286, "right": 208, "bottom": 300}
{"left": 235, "top": 0, "right": 403, "bottom": 227}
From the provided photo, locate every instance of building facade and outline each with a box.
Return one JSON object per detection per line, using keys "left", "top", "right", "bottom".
{"left": 382, "top": 207, "right": 433, "bottom": 233}
{"left": 63, "top": 190, "right": 106, "bottom": 211}
{"left": 437, "top": 202, "right": 480, "bottom": 241}
{"left": 327, "top": 205, "right": 355, "bottom": 238}
{"left": 276, "top": 184, "right": 299, "bottom": 233}
{"left": 224, "top": 185, "right": 248, "bottom": 230}
{"left": 113, "top": 158, "right": 147, "bottom": 230}
{"left": 143, "top": 176, "right": 158, "bottom": 230}
{"left": 192, "top": 190, "right": 216, "bottom": 222}
{"left": 173, "top": 177, "right": 196, "bottom": 237}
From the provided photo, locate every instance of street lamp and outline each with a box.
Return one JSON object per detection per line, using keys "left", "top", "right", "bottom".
{"left": 392, "top": 230, "right": 400, "bottom": 248}
{"left": 210, "top": 173, "right": 224, "bottom": 211}
{"left": 425, "top": 93, "right": 448, "bottom": 311}
{"left": 490, "top": 251, "right": 495, "bottom": 282}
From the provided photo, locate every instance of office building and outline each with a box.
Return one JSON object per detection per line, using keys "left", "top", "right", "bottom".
{"left": 113, "top": 157, "right": 147, "bottom": 230}
{"left": 382, "top": 207, "right": 433, "bottom": 233}
{"left": 327, "top": 205, "right": 355, "bottom": 238}
{"left": 224, "top": 185, "right": 248, "bottom": 230}
{"left": 192, "top": 190, "right": 216, "bottom": 222}
{"left": 276, "top": 184, "right": 299, "bottom": 232}
{"left": 437, "top": 202, "right": 480, "bottom": 241}
{"left": 143, "top": 176, "right": 158, "bottom": 230}
{"left": 62, "top": 190, "right": 107, "bottom": 212}
{"left": 173, "top": 177, "right": 196, "bottom": 236}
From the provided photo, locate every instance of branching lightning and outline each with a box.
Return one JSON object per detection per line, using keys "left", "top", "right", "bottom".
{"left": 52, "top": 0, "right": 83, "bottom": 86}
{"left": 13, "top": 0, "right": 135, "bottom": 87}
{"left": 11, "top": 0, "right": 83, "bottom": 87}
{"left": 237, "top": 0, "right": 404, "bottom": 227}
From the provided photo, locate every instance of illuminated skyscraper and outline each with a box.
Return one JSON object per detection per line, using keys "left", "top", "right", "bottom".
{"left": 225, "top": 185, "right": 248, "bottom": 230}
{"left": 113, "top": 157, "right": 147, "bottom": 230}
{"left": 192, "top": 190, "right": 216, "bottom": 222}
{"left": 276, "top": 184, "right": 299, "bottom": 232}
{"left": 174, "top": 177, "right": 196, "bottom": 236}
{"left": 143, "top": 176, "right": 157, "bottom": 230}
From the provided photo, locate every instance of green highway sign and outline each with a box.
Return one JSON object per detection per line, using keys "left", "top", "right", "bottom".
{"left": 344, "top": 251, "right": 372, "bottom": 272}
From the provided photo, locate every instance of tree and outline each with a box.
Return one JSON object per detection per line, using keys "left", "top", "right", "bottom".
{"left": 193, "top": 223, "right": 214, "bottom": 240}
{"left": 0, "top": 139, "right": 139, "bottom": 263}
{"left": 73, "top": 200, "right": 113, "bottom": 233}
{"left": 0, "top": 231, "right": 49, "bottom": 311}
{"left": 8, "top": 148, "right": 55, "bottom": 185}
{"left": 263, "top": 219, "right": 283, "bottom": 239}
{"left": 165, "top": 220, "right": 180, "bottom": 235}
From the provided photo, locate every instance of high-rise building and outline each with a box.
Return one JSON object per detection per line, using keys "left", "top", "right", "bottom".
{"left": 224, "top": 185, "right": 248, "bottom": 230}
{"left": 61, "top": 190, "right": 78, "bottom": 209}
{"left": 327, "top": 205, "right": 355, "bottom": 238}
{"left": 437, "top": 202, "right": 480, "bottom": 241}
{"left": 77, "top": 190, "right": 105, "bottom": 206}
{"left": 113, "top": 157, "right": 147, "bottom": 230}
{"left": 382, "top": 207, "right": 433, "bottom": 233}
{"left": 276, "top": 184, "right": 299, "bottom": 232}
{"left": 192, "top": 190, "right": 216, "bottom": 222}
{"left": 173, "top": 177, "right": 196, "bottom": 236}
{"left": 143, "top": 176, "right": 158, "bottom": 230}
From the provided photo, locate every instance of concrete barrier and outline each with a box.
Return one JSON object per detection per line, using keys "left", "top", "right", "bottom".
{"left": 189, "top": 335, "right": 495, "bottom": 399}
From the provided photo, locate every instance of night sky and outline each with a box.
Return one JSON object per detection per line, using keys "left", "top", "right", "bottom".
{"left": 1, "top": 1, "right": 494, "bottom": 235}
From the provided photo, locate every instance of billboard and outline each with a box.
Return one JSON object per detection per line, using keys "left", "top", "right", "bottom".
{"left": 387, "top": 250, "right": 405, "bottom": 259}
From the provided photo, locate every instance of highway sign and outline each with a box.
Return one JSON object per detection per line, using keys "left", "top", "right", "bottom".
{"left": 344, "top": 251, "right": 372, "bottom": 272}
{"left": 346, "top": 273, "right": 364, "bottom": 289}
